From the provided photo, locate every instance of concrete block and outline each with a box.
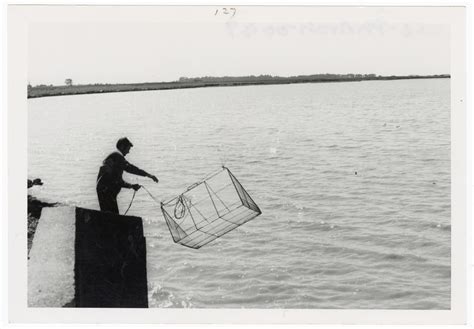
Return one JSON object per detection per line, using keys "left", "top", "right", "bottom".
{"left": 28, "top": 205, "right": 148, "bottom": 308}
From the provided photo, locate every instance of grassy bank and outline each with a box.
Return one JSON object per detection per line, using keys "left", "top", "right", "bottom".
{"left": 28, "top": 74, "right": 450, "bottom": 99}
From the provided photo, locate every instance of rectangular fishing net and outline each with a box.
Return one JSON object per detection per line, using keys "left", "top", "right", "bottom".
{"left": 160, "top": 167, "right": 262, "bottom": 249}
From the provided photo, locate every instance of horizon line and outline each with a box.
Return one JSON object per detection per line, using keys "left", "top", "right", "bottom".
{"left": 29, "top": 73, "right": 451, "bottom": 87}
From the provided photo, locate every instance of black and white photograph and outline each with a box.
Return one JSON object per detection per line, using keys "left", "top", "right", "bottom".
{"left": 4, "top": 2, "right": 469, "bottom": 325}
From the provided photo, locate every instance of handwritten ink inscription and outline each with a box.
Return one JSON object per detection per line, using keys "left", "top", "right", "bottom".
{"left": 214, "top": 7, "right": 236, "bottom": 18}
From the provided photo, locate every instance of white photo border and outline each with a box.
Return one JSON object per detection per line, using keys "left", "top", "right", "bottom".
{"left": 5, "top": 2, "right": 470, "bottom": 325}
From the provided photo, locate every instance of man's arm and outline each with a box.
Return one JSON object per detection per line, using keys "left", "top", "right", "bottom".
{"left": 124, "top": 161, "right": 149, "bottom": 177}
{"left": 124, "top": 160, "right": 159, "bottom": 182}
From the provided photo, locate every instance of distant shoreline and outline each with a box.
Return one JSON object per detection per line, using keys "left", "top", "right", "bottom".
{"left": 27, "top": 74, "right": 450, "bottom": 99}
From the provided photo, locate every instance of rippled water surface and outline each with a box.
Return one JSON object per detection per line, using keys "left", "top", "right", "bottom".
{"left": 28, "top": 79, "right": 450, "bottom": 309}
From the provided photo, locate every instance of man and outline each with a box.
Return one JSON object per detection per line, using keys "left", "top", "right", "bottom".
{"left": 96, "top": 137, "right": 159, "bottom": 214}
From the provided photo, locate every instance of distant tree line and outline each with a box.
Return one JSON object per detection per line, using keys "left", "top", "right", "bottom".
{"left": 27, "top": 73, "right": 450, "bottom": 98}
{"left": 176, "top": 73, "right": 444, "bottom": 83}
{"left": 28, "top": 73, "right": 450, "bottom": 88}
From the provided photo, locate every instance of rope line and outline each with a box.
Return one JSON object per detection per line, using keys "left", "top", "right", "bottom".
{"left": 141, "top": 185, "right": 162, "bottom": 205}
{"left": 174, "top": 195, "right": 187, "bottom": 219}
{"left": 123, "top": 189, "right": 137, "bottom": 216}
{"left": 123, "top": 185, "right": 162, "bottom": 215}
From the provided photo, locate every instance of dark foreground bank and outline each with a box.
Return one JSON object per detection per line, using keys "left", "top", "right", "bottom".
{"left": 28, "top": 179, "right": 56, "bottom": 254}
{"left": 28, "top": 74, "right": 450, "bottom": 99}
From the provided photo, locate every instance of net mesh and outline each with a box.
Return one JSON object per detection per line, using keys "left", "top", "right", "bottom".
{"left": 160, "top": 167, "right": 262, "bottom": 249}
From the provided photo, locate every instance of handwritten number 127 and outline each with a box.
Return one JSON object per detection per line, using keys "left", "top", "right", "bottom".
{"left": 215, "top": 8, "right": 236, "bottom": 17}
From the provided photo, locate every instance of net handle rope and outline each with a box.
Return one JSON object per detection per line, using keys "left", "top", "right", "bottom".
{"left": 174, "top": 195, "right": 187, "bottom": 219}
{"left": 123, "top": 189, "right": 137, "bottom": 215}
{"left": 122, "top": 185, "right": 160, "bottom": 216}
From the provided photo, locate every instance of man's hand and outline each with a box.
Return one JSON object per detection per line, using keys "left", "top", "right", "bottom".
{"left": 149, "top": 175, "right": 159, "bottom": 183}
{"left": 132, "top": 184, "right": 142, "bottom": 191}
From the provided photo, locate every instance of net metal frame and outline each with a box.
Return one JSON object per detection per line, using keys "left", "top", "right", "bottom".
{"left": 160, "top": 167, "right": 262, "bottom": 249}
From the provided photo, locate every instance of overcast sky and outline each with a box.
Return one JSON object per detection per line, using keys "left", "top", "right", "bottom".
{"left": 28, "top": 6, "right": 451, "bottom": 85}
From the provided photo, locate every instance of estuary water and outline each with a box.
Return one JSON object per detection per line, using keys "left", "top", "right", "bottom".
{"left": 28, "top": 78, "right": 450, "bottom": 309}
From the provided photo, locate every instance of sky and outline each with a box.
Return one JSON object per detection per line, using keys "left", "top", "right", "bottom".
{"left": 28, "top": 6, "right": 452, "bottom": 86}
